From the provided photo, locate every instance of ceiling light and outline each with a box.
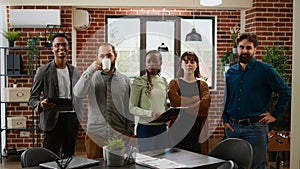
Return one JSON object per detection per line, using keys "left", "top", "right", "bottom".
{"left": 185, "top": 28, "right": 202, "bottom": 41}
{"left": 200, "top": 0, "right": 222, "bottom": 6}
{"left": 158, "top": 42, "right": 169, "bottom": 52}
{"left": 185, "top": 0, "right": 202, "bottom": 42}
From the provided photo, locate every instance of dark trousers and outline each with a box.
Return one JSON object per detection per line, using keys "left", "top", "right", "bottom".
{"left": 175, "top": 116, "right": 202, "bottom": 154}
{"left": 137, "top": 123, "right": 168, "bottom": 152}
{"left": 225, "top": 122, "right": 268, "bottom": 169}
{"left": 43, "top": 113, "right": 79, "bottom": 158}
{"left": 168, "top": 115, "right": 202, "bottom": 154}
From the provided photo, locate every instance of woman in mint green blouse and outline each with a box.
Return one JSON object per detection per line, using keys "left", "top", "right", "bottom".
{"left": 129, "top": 50, "right": 168, "bottom": 152}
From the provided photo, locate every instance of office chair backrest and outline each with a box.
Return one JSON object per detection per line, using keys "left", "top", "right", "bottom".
{"left": 20, "top": 147, "right": 60, "bottom": 168}
{"left": 209, "top": 138, "right": 253, "bottom": 169}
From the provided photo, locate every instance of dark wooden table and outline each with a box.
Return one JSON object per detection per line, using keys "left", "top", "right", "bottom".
{"left": 25, "top": 148, "right": 224, "bottom": 169}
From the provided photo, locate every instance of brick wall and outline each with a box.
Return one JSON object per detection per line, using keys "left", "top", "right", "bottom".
{"left": 4, "top": 0, "right": 292, "bottom": 150}
{"left": 245, "top": 0, "right": 293, "bottom": 73}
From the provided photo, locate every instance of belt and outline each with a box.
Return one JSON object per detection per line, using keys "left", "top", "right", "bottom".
{"left": 229, "top": 116, "right": 260, "bottom": 126}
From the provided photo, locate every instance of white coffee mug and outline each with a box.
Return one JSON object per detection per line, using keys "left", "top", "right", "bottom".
{"left": 102, "top": 58, "right": 111, "bottom": 72}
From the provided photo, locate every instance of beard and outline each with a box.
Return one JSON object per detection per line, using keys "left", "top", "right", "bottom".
{"left": 238, "top": 52, "right": 254, "bottom": 64}
{"left": 109, "top": 60, "right": 116, "bottom": 72}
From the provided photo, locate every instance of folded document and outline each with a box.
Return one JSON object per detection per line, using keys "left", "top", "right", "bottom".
{"left": 135, "top": 153, "right": 187, "bottom": 169}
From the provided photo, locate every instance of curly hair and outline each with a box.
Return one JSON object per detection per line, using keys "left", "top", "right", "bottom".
{"left": 236, "top": 32, "right": 259, "bottom": 48}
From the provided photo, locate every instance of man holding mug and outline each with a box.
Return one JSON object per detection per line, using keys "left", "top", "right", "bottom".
{"left": 73, "top": 43, "right": 135, "bottom": 159}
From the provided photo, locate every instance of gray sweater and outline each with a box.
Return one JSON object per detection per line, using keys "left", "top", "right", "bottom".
{"left": 73, "top": 65, "right": 135, "bottom": 138}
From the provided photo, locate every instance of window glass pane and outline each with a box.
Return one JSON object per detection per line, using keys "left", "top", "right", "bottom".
{"left": 181, "top": 18, "right": 214, "bottom": 88}
{"left": 107, "top": 18, "right": 140, "bottom": 78}
{"left": 146, "top": 21, "right": 175, "bottom": 83}
{"left": 106, "top": 16, "right": 215, "bottom": 89}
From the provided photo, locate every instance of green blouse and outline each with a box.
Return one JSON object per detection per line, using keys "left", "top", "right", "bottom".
{"left": 129, "top": 74, "right": 168, "bottom": 125}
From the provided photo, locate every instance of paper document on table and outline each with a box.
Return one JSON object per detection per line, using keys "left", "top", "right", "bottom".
{"left": 135, "top": 153, "right": 187, "bottom": 168}
{"left": 135, "top": 153, "right": 158, "bottom": 163}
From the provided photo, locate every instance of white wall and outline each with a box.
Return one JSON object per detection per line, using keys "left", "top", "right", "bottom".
{"left": 2, "top": 0, "right": 252, "bottom": 9}
{"left": 290, "top": 0, "right": 300, "bottom": 168}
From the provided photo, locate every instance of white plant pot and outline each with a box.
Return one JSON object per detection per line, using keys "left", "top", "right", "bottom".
{"left": 106, "top": 148, "right": 125, "bottom": 166}
{"left": 232, "top": 47, "right": 237, "bottom": 54}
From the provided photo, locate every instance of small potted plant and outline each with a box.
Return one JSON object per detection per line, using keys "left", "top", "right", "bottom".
{"left": 230, "top": 25, "right": 239, "bottom": 54}
{"left": 13, "top": 80, "right": 17, "bottom": 88}
{"left": 1, "top": 27, "right": 19, "bottom": 47}
{"left": 220, "top": 51, "right": 231, "bottom": 77}
{"left": 26, "top": 36, "right": 40, "bottom": 75}
{"left": 45, "top": 33, "right": 54, "bottom": 47}
{"left": 106, "top": 137, "right": 125, "bottom": 166}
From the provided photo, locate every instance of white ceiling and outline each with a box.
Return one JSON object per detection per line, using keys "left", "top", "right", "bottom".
{"left": 2, "top": 0, "right": 252, "bottom": 9}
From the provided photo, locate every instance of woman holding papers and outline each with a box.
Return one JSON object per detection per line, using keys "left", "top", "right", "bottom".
{"left": 168, "top": 51, "right": 211, "bottom": 154}
{"left": 129, "top": 50, "right": 169, "bottom": 152}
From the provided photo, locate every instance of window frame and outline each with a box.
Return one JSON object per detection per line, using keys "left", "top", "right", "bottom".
{"left": 105, "top": 15, "right": 216, "bottom": 89}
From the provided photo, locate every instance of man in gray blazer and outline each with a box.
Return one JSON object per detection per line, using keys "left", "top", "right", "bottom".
{"left": 29, "top": 33, "right": 83, "bottom": 158}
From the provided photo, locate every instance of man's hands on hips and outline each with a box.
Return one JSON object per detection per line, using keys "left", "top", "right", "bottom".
{"left": 224, "top": 111, "right": 276, "bottom": 132}
{"left": 259, "top": 112, "right": 276, "bottom": 124}
{"left": 224, "top": 123, "right": 234, "bottom": 132}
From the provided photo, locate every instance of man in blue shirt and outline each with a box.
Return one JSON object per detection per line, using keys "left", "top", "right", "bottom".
{"left": 222, "top": 32, "right": 290, "bottom": 169}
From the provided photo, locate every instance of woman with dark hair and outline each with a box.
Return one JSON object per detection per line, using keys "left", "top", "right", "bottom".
{"left": 168, "top": 51, "right": 211, "bottom": 154}
{"left": 129, "top": 50, "right": 169, "bottom": 152}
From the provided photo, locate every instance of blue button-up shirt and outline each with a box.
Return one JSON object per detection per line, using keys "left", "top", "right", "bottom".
{"left": 222, "top": 58, "right": 291, "bottom": 122}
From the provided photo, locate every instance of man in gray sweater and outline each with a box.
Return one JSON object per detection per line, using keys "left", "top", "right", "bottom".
{"left": 73, "top": 43, "right": 135, "bottom": 159}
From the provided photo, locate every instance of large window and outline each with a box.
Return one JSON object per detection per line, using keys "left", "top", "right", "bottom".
{"left": 106, "top": 16, "right": 216, "bottom": 88}
{"left": 181, "top": 18, "right": 215, "bottom": 87}
{"left": 107, "top": 17, "right": 140, "bottom": 78}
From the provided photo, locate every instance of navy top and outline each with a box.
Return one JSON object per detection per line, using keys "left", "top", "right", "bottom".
{"left": 222, "top": 58, "right": 291, "bottom": 123}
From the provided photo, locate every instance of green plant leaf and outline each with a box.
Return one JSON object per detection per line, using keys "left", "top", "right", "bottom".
{"left": 262, "top": 46, "right": 289, "bottom": 84}
{"left": 1, "top": 27, "right": 19, "bottom": 42}
{"left": 26, "top": 36, "right": 40, "bottom": 75}
{"left": 220, "top": 51, "right": 232, "bottom": 75}
{"left": 107, "top": 138, "right": 125, "bottom": 150}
